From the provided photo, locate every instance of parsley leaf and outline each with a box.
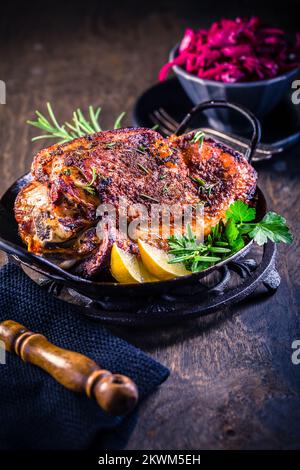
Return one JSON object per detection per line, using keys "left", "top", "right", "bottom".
{"left": 225, "top": 218, "right": 239, "bottom": 245}
{"left": 226, "top": 200, "right": 256, "bottom": 223}
{"left": 248, "top": 212, "right": 293, "bottom": 245}
{"left": 230, "top": 235, "right": 245, "bottom": 252}
{"left": 226, "top": 201, "right": 292, "bottom": 246}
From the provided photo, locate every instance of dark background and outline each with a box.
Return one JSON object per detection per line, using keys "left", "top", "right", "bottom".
{"left": 0, "top": 0, "right": 300, "bottom": 450}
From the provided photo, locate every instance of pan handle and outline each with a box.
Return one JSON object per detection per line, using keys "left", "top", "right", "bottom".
{"left": 0, "top": 320, "right": 138, "bottom": 415}
{"left": 174, "top": 100, "right": 261, "bottom": 163}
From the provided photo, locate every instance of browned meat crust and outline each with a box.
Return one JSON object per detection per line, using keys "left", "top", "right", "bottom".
{"left": 14, "top": 127, "right": 257, "bottom": 278}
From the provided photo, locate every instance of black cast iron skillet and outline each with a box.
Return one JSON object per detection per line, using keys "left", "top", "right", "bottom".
{"left": 0, "top": 101, "right": 264, "bottom": 301}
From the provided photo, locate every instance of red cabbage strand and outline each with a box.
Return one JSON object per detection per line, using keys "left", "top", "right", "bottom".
{"left": 159, "top": 17, "right": 300, "bottom": 83}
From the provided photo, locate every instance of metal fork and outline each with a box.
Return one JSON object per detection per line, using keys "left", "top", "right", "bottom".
{"left": 150, "top": 107, "right": 300, "bottom": 162}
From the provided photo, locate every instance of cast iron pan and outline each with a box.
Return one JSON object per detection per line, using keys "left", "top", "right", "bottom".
{"left": 0, "top": 101, "right": 265, "bottom": 302}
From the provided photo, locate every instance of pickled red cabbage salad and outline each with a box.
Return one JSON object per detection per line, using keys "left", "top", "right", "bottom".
{"left": 159, "top": 17, "right": 300, "bottom": 83}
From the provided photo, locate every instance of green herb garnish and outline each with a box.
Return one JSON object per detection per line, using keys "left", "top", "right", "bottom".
{"left": 190, "top": 176, "right": 206, "bottom": 186}
{"left": 226, "top": 200, "right": 256, "bottom": 223}
{"left": 105, "top": 142, "right": 117, "bottom": 149}
{"left": 192, "top": 130, "right": 205, "bottom": 150}
{"left": 168, "top": 225, "right": 230, "bottom": 272}
{"left": 27, "top": 103, "right": 125, "bottom": 144}
{"left": 128, "top": 145, "right": 147, "bottom": 155}
{"left": 140, "top": 193, "right": 159, "bottom": 203}
{"left": 225, "top": 202, "right": 293, "bottom": 246}
{"left": 113, "top": 112, "right": 126, "bottom": 130}
{"left": 137, "top": 163, "right": 150, "bottom": 174}
{"left": 167, "top": 200, "right": 292, "bottom": 272}
{"left": 190, "top": 176, "right": 216, "bottom": 197}
{"left": 74, "top": 166, "right": 98, "bottom": 195}
{"left": 137, "top": 145, "right": 147, "bottom": 155}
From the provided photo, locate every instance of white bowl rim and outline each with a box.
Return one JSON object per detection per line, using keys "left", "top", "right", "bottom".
{"left": 169, "top": 45, "right": 300, "bottom": 88}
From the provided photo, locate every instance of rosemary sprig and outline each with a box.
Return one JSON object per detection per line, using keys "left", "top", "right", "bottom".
{"left": 74, "top": 167, "right": 98, "bottom": 195}
{"left": 190, "top": 176, "right": 206, "bottom": 186}
{"left": 204, "top": 183, "right": 217, "bottom": 197}
{"left": 105, "top": 142, "right": 117, "bottom": 149}
{"left": 192, "top": 130, "right": 205, "bottom": 143}
{"left": 190, "top": 176, "right": 217, "bottom": 197}
{"left": 128, "top": 144, "right": 148, "bottom": 155}
{"left": 192, "top": 130, "right": 205, "bottom": 150}
{"left": 137, "top": 163, "right": 150, "bottom": 174}
{"left": 114, "top": 112, "right": 126, "bottom": 129}
{"left": 168, "top": 224, "right": 230, "bottom": 272}
{"left": 140, "top": 193, "right": 159, "bottom": 203}
{"left": 136, "top": 145, "right": 147, "bottom": 155}
{"left": 27, "top": 102, "right": 126, "bottom": 144}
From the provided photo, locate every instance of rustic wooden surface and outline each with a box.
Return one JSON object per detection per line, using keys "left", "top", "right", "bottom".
{"left": 0, "top": 1, "right": 299, "bottom": 450}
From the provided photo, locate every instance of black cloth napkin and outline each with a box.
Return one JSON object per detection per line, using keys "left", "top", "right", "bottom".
{"left": 0, "top": 263, "right": 169, "bottom": 450}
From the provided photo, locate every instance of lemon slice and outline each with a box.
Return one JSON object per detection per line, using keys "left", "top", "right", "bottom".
{"left": 138, "top": 261, "right": 159, "bottom": 283}
{"left": 110, "top": 243, "right": 158, "bottom": 284}
{"left": 138, "top": 239, "right": 191, "bottom": 280}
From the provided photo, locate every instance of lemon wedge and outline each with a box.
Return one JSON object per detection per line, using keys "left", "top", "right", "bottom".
{"left": 137, "top": 239, "right": 191, "bottom": 280}
{"left": 138, "top": 261, "right": 159, "bottom": 282}
{"left": 110, "top": 243, "right": 158, "bottom": 284}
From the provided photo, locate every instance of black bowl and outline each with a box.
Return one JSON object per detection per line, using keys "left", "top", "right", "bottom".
{"left": 0, "top": 172, "right": 267, "bottom": 302}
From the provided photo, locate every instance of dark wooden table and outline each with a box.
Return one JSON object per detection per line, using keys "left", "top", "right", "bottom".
{"left": 0, "top": 1, "right": 299, "bottom": 450}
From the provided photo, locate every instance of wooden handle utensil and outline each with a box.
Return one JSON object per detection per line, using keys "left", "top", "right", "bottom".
{"left": 0, "top": 320, "right": 138, "bottom": 415}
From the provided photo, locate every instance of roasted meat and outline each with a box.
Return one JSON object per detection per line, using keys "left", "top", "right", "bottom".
{"left": 14, "top": 127, "right": 257, "bottom": 278}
